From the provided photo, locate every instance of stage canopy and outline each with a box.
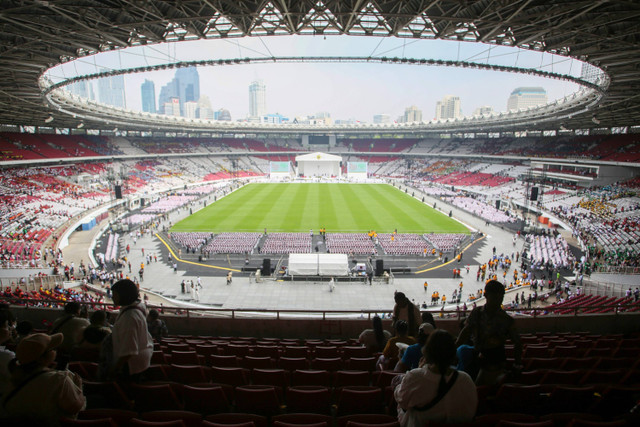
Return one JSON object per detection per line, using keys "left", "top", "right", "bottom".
{"left": 295, "top": 152, "right": 342, "bottom": 177}
{"left": 288, "top": 253, "right": 349, "bottom": 276}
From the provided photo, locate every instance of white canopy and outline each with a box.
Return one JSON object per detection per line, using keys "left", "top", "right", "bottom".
{"left": 295, "top": 152, "right": 342, "bottom": 177}
{"left": 295, "top": 152, "right": 342, "bottom": 162}
{"left": 288, "top": 253, "right": 349, "bottom": 276}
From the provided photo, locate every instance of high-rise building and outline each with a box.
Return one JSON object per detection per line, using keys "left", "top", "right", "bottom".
{"left": 249, "top": 80, "right": 267, "bottom": 118}
{"left": 67, "top": 81, "right": 95, "bottom": 100}
{"left": 157, "top": 67, "right": 200, "bottom": 115}
{"left": 141, "top": 79, "right": 156, "bottom": 113}
{"left": 507, "top": 87, "right": 547, "bottom": 111}
{"left": 373, "top": 114, "right": 391, "bottom": 124}
{"left": 97, "top": 75, "right": 126, "bottom": 108}
{"left": 197, "top": 95, "right": 213, "bottom": 120}
{"left": 404, "top": 105, "right": 422, "bottom": 123}
{"left": 163, "top": 98, "right": 180, "bottom": 116}
{"left": 214, "top": 108, "right": 231, "bottom": 121}
{"left": 435, "top": 95, "right": 462, "bottom": 120}
{"left": 473, "top": 105, "right": 494, "bottom": 116}
{"left": 184, "top": 101, "right": 198, "bottom": 119}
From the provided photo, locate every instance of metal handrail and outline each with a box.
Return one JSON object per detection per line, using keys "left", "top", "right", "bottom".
{"left": 3, "top": 296, "right": 638, "bottom": 320}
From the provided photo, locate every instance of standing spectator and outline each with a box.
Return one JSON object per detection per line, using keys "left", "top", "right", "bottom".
{"left": 147, "top": 309, "right": 169, "bottom": 342}
{"left": 2, "top": 333, "right": 85, "bottom": 423}
{"left": 394, "top": 330, "right": 477, "bottom": 426}
{"left": 455, "top": 280, "right": 523, "bottom": 386}
{"left": 393, "top": 292, "right": 421, "bottom": 338}
{"left": 359, "top": 316, "right": 392, "bottom": 354}
{"left": 109, "top": 279, "right": 153, "bottom": 381}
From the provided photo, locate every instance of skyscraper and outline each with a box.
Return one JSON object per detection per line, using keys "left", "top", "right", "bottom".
{"left": 215, "top": 108, "right": 232, "bottom": 121}
{"left": 373, "top": 114, "right": 391, "bottom": 124}
{"left": 197, "top": 95, "right": 214, "bottom": 119}
{"left": 157, "top": 67, "right": 200, "bottom": 116}
{"left": 141, "top": 79, "right": 156, "bottom": 113}
{"left": 473, "top": 105, "right": 494, "bottom": 116}
{"left": 435, "top": 95, "right": 462, "bottom": 120}
{"left": 97, "top": 75, "right": 126, "bottom": 108}
{"left": 404, "top": 105, "right": 422, "bottom": 123}
{"left": 249, "top": 80, "right": 267, "bottom": 118}
{"left": 67, "top": 81, "right": 95, "bottom": 100}
{"left": 507, "top": 87, "right": 547, "bottom": 111}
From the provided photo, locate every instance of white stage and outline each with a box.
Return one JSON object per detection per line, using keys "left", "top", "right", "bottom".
{"left": 296, "top": 152, "right": 342, "bottom": 178}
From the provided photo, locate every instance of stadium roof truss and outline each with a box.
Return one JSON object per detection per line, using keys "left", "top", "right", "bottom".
{"left": 1, "top": 0, "right": 639, "bottom": 133}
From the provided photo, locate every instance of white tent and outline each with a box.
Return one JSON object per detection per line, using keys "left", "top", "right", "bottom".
{"left": 288, "top": 253, "right": 349, "bottom": 276}
{"left": 295, "top": 152, "right": 342, "bottom": 177}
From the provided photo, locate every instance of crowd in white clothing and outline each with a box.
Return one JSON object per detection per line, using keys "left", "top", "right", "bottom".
{"left": 260, "top": 233, "right": 312, "bottom": 254}
{"left": 423, "top": 233, "right": 467, "bottom": 252}
{"left": 377, "top": 233, "right": 432, "bottom": 256}
{"left": 444, "top": 196, "right": 516, "bottom": 223}
{"left": 325, "top": 233, "right": 376, "bottom": 255}
{"left": 525, "top": 235, "right": 574, "bottom": 269}
{"left": 170, "top": 232, "right": 213, "bottom": 252}
{"left": 202, "top": 232, "right": 262, "bottom": 255}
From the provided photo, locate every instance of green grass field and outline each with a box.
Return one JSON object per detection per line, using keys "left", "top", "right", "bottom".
{"left": 171, "top": 183, "right": 469, "bottom": 234}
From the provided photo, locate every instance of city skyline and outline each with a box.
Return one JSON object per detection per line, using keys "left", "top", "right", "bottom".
{"left": 132, "top": 69, "right": 560, "bottom": 123}
{"left": 65, "top": 36, "right": 582, "bottom": 123}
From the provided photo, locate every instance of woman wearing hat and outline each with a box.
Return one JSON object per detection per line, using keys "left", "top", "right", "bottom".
{"left": 1, "top": 333, "right": 85, "bottom": 423}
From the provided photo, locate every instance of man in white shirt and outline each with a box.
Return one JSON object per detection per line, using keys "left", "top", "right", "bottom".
{"left": 110, "top": 279, "right": 153, "bottom": 380}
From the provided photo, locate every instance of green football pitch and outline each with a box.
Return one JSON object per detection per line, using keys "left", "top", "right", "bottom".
{"left": 171, "top": 183, "right": 469, "bottom": 234}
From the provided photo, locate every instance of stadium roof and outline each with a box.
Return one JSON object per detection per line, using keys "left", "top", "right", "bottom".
{"left": 1, "top": 1, "right": 639, "bottom": 132}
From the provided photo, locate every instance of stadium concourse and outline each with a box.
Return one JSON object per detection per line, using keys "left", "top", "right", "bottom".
{"left": 62, "top": 182, "right": 544, "bottom": 314}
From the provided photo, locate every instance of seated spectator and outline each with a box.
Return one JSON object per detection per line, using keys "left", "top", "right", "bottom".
{"left": 14, "top": 321, "right": 32, "bottom": 346}
{"left": 455, "top": 280, "right": 523, "bottom": 386}
{"left": 395, "top": 322, "right": 434, "bottom": 372}
{"left": 147, "top": 309, "right": 169, "bottom": 342}
{"left": 48, "top": 302, "right": 90, "bottom": 369}
{"left": 455, "top": 319, "right": 479, "bottom": 380}
{"left": 394, "top": 330, "right": 477, "bottom": 426}
{"left": 378, "top": 320, "right": 416, "bottom": 370}
{"left": 0, "top": 308, "right": 16, "bottom": 399}
{"left": 421, "top": 311, "right": 437, "bottom": 328}
{"left": 358, "top": 315, "right": 392, "bottom": 354}
{"left": 2, "top": 333, "right": 85, "bottom": 423}
{"left": 79, "top": 310, "right": 111, "bottom": 349}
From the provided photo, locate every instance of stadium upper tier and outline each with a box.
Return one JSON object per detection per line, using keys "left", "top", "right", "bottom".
{"left": 1, "top": 133, "right": 640, "bottom": 165}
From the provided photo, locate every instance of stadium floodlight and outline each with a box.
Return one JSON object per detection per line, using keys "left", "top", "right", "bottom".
{"left": 77, "top": 122, "right": 84, "bottom": 128}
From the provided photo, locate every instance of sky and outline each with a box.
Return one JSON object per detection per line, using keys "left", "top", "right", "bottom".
{"left": 47, "top": 35, "right": 584, "bottom": 123}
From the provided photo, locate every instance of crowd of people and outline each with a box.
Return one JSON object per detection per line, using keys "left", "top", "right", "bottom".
{"left": 0, "top": 278, "right": 167, "bottom": 424}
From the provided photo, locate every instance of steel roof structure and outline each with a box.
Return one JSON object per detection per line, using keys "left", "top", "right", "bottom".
{"left": 1, "top": 0, "right": 639, "bottom": 133}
